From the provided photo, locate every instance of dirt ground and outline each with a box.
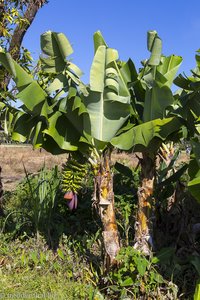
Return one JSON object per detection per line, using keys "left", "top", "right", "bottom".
{"left": 0, "top": 145, "right": 68, "bottom": 190}
{"left": 0, "top": 145, "right": 139, "bottom": 191}
{"left": 0, "top": 144, "right": 189, "bottom": 192}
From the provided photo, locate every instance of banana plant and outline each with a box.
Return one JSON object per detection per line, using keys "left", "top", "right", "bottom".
{"left": 0, "top": 32, "right": 88, "bottom": 153}
{"left": 83, "top": 31, "right": 131, "bottom": 267}
{"left": 112, "top": 31, "right": 184, "bottom": 255}
{"left": 0, "top": 30, "right": 131, "bottom": 268}
{"left": 40, "top": 30, "right": 131, "bottom": 266}
{"left": 174, "top": 50, "right": 200, "bottom": 202}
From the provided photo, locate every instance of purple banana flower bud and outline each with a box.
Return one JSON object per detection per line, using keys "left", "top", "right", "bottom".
{"left": 64, "top": 191, "right": 73, "bottom": 200}
{"left": 64, "top": 191, "right": 78, "bottom": 211}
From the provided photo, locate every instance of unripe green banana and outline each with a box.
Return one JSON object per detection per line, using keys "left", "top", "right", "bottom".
{"left": 61, "top": 157, "right": 88, "bottom": 194}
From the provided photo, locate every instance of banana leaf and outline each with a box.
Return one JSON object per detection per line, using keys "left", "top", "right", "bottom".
{"left": 147, "top": 30, "right": 162, "bottom": 66}
{"left": 157, "top": 55, "right": 182, "bottom": 88}
{"left": 40, "top": 31, "right": 73, "bottom": 73}
{"left": 83, "top": 31, "right": 131, "bottom": 145}
{"left": 188, "top": 140, "right": 200, "bottom": 202}
{"left": 143, "top": 85, "right": 174, "bottom": 122}
{"left": 0, "top": 51, "right": 47, "bottom": 113}
{"left": 40, "top": 31, "right": 86, "bottom": 95}
{"left": 111, "top": 117, "right": 182, "bottom": 151}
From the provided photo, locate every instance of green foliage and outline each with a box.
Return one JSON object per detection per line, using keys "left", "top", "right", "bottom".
{"left": 40, "top": 31, "right": 73, "bottom": 73}
{"left": 1, "top": 165, "right": 61, "bottom": 240}
{"left": 0, "top": 2, "right": 28, "bottom": 40}
{"left": 0, "top": 165, "right": 99, "bottom": 247}
{"left": 155, "top": 145, "right": 188, "bottom": 202}
{"left": 154, "top": 247, "right": 199, "bottom": 298}
{"left": 0, "top": 33, "right": 87, "bottom": 153}
{"left": 194, "top": 280, "right": 200, "bottom": 300}
{"left": 0, "top": 48, "right": 49, "bottom": 146}
{"left": 0, "top": 0, "right": 36, "bottom": 103}
{"left": 84, "top": 31, "right": 131, "bottom": 145}
{"left": 188, "top": 139, "right": 200, "bottom": 202}
{"left": 0, "top": 30, "right": 132, "bottom": 156}
{"left": 111, "top": 31, "right": 184, "bottom": 154}
{"left": 1, "top": 27, "right": 200, "bottom": 299}
{"left": 172, "top": 49, "right": 200, "bottom": 203}
{"left": 112, "top": 117, "right": 182, "bottom": 152}
{"left": 105, "top": 246, "right": 177, "bottom": 299}
{"left": 40, "top": 30, "right": 87, "bottom": 95}
{"left": 23, "top": 164, "right": 60, "bottom": 234}
{"left": 113, "top": 161, "right": 138, "bottom": 245}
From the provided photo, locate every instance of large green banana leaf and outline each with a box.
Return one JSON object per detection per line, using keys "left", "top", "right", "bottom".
{"left": 147, "top": 30, "right": 162, "bottom": 66}
{"left": 1, "top": 103, "right": 45, "bottom": 147}
{"left": 93, "top": 30, "right": 107, "bottom": 52}
{"left": 142, "top": 35, "right": 182, "bottom": 122}
{"left": 188, "top": 140, "right": 200, "bottom": 202}
{"left": 142, "top": 55, "right": 182, "bottom": 89}
{"left": 0, "top": 51, "right": 52, "bottom": 146}
{"left": 143, "top": 85, "right": 174, "bottom": 122}
{"left": 43, "top": 111, "right": 78, "bottom": 151}
{"left": 174, "top": 51, "right": 200, "bottom": 89}
{"left": 111, "top": 117, "right": 182, "bottom": 151}
{"left": 156, "top": 55, "right": 182, "bottom": 88}
{"left": 125, "top": 32, "right": 182, "bottom": 125}
{"left": 12, "top": 112, "right": 36, "bottom": 143}
{"left": 40, "top": 31, "right": 73, "bottom": 73}
{"left": 84, "top": 32, "right": 131, "bottom": 144}
{"left": 8, "top": 106, "right": 80, "bottom": 153}
{"left": 145, "top": 31, "right": 182, "bottom": 87}
{"left": 0, "top": 50, "right": 47, "bottom": 113}
{"left": 173, "top": 79, "right": 200, "bottom": 129}
{"left": 174, "top": 74, "right": 195, "bottom": 90}
{"left": 13, "top": 87, "right": 86, "bottom": 152}
{"left": 0, "top": 36, "right": 87, "bottom": 153}
{"left": 188, "top": 168, "right": 200, "bottom": 203}
{"left": 173, "top": 52, "right": 200, "bottom": 202}
{"left": 44, "top": 88, "right": 87, "bottom": 151}
{"left": 40, "top": 31, "right": 86, "bottom": 95}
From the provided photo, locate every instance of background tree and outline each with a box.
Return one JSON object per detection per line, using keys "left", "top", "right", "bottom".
{"left": 0, "top": 0, "right": 48, "bottom": 88}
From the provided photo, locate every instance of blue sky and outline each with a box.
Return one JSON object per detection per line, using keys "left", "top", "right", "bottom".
{"left": 23, "top": 0, "right": 200, "bottom": 83}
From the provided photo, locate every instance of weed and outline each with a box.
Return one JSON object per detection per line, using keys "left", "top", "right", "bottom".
{"left": 0, "top": 233, "right": 99, "bottom": 299}
{"left": 100, "top": 246, "right": 178, "bottom": 299}
{"left": 1, "top": 165, "right": 63, "bottom": 244}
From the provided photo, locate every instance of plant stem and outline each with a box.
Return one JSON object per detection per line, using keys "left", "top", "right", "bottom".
{"left": 134, "top": 152, "right": 155, "bottom": 255}
{"left": 93, "top": 149, "right": 120, "bottom": 269}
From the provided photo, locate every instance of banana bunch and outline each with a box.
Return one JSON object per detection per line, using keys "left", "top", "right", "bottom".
{"left": 61, "top": 158, "right": 88, "bottom": 194}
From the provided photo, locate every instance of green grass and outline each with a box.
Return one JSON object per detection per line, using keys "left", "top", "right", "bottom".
{"left": 0, "top": 234, "right": 98, "bottom": 299}
{"left": 0, "top": 273, "right": 83, "bottom": 299}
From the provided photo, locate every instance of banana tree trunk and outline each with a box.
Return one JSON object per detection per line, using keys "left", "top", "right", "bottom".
{"left": 134, "top": 153, "right": 155, "bottom": 255}
{"left": 93, "top": 150, "right": 120, "bottom": 269}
